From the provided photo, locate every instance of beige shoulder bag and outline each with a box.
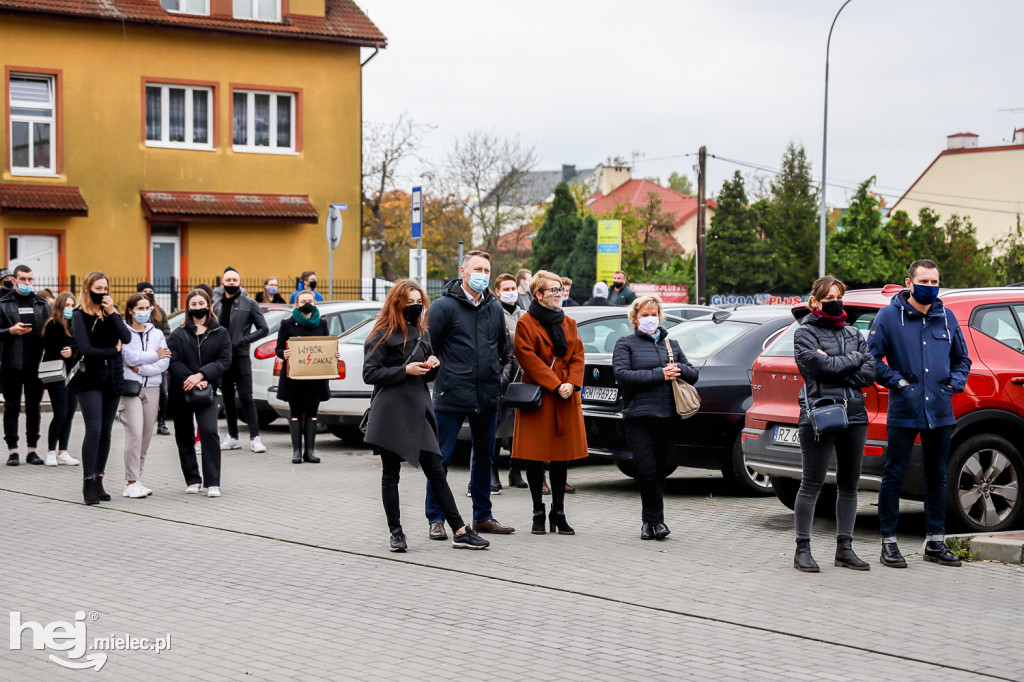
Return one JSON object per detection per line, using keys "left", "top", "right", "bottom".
{"left": 665, "top": 338, "right": 700, "bottom": 418}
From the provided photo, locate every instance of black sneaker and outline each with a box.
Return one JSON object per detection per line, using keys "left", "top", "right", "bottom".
{"left": 157, "top": 423, "right": 171, "bottom": 436}
{"left": 25, "top": 451, "right": 44, "bottom": 465}
{"left": 924, "top": 540, "right": 962, "bottom": 567}
{"left": 389, "top": 532, "right": 408, "bottom": 553}
{"left": 6, "top": 453, "right": 18, "bottom": 466}
{"left": 880, "top": 542, "right": 908, "bottom": 568}
{"left": 452, "top": 528, "right": 490, "bottom": 550}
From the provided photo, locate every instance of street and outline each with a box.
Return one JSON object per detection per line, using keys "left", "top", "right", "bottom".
{"left": 1, "top": 415, "right": 1022, "bottom": 681}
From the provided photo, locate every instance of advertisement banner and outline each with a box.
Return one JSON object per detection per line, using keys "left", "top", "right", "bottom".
{"left": 710, "top": 294, "right": 808, "bottom": 306}
{"left": 631, "top": 283, "right": 689, "bottom": 303}
{"left": 286, "top": 337, "right": 340, "bottom": 380}
{"left": 596, "top": 219, "right": 622, "bottom": 284}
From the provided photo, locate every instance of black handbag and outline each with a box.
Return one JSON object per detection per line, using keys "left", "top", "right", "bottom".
{"left": 121, "top": 380, "right": 143, "bottom": 397}
{"left": 360, "top": 337, "right": 423, "bottom": 434}
{"left": 183, "top": 384, "right": 214, "bottom": 408}
{"left": 501, "top": 360, "right": 555, "bottom": 412}
{"left": 807, "top": 397, "right": 848, "bottom": 438}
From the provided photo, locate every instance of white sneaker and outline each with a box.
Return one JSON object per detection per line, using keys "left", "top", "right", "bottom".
{"left": 137, "top": 482, "right": 153, "bottom": 496}
{"left": 123, "top": 482, "right": 148, "bottom": 499}
{"left": 194, "top": 441, "right": 202, "bottom": 455}
{"left": 56, "top": 451, "right": 80, "bottom": 466}
{"left": 207, "top": 486, "right": 221, "bottom": 498}
{"left": 44, "top": 451, "right": 58, "bottom": 467}
{"left": 220, "top": 436, "right": 241, "bottom": 451}
{"left": 250, "top": 437, "right": 267, "bottom": 453}
{"left": 185, "top": 483, "right": 201, "bottom": 494}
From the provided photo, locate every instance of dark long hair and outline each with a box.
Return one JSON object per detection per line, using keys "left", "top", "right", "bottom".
{"left": 179, "top": 289, "right": 216, "bottom": 328}
{"left": 42, "top": 291, "right": 75, "bottom": 338}
{"left": 367, "top": 279, "right": 429, "bottom": 355}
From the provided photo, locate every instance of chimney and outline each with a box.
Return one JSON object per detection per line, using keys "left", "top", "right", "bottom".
{"left": 600, "top": 165, "right": 632, "bottom": 195}
{"left": 561, "top": 164, "right": 576, "bottom": 182}
{"left": 1015, "top": 128, "right": 1024, "bottom": 145}
{"left": 946, "top": 132, "right": 979, "bottom": 150}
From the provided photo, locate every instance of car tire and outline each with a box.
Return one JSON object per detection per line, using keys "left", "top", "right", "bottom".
{"left": 946, "top": 434, "right": 1024, "bottom": 533}
{"left": 614, "top": 459, "right": 677, "bottom": 480}
{"left": 238, "top": 409, "right": 278, "bottom": 429}
{"left": 722, "top": 434, "right": 774, "bottom": 496}
{"left": 329, "top": 425, "right": 366, "bottom": 446}
{"left": 771, "top": 477, "right": 837, "bottom": 517}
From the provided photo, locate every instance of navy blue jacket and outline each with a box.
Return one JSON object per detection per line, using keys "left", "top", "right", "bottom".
{"left": 868, "top": 291, "right": 972, "bottom": 429}
{"left": 612, "top": 328, "right": 698, "bottom": 419}
{"left": 428, "top": 279, "right": 511, "bottom": 413}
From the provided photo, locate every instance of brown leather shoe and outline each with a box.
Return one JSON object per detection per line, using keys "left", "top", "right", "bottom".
{"left": 428, "top": 522, "right": 448, "bottom": 540}
{"left": 473, "top": 518, "right": 515, "bottom": 534}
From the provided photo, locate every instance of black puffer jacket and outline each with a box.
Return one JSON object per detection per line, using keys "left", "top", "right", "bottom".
{"left": 793, "top": 313, "right": 876, "bottom": 425}
{"left": 612, "top": 328, "right": 698, "bottom": 419}
{"left": 166, "top": 319, "right": 232, "bottom": 401}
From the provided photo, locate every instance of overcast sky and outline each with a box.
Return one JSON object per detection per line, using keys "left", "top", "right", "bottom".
{"left": 355, "top": 0, "right": 1024, "bottom": 211}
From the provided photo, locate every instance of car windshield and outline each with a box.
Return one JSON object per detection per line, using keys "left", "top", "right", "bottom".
{"left": 577, "top": 315, "right": 680, "bottom": 355}
{"left": 666, "top": 320, "right": 751, "bottom": 360}
{"left": 760, "top": 307, "right": 880, "bottom": 357}
{"left": 339, "top": 316, "right": 378, "bottom": 345}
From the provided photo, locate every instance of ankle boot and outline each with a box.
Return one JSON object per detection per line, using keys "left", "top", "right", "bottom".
{"left": 95, "top": 474, "right": 111, "bottom": 501}
{"left": 794, "top": 539, "right": 820, "bottom": 572}
{"left": 549, "top": 509, "right": 575, "bottom": 535}
{"left": 490, "top": 466, "right": 502, "bottom": 493}
{"left": 303, "top": 417, "right": 320, "bottom": 463}
{"left": 289, "top": 418, "right": 303, "bottom": 463}
{"left": 531, "top": 504, "right": 546, "bottom": 535}
{"left": 835, "top": 535, "right": 870, "bottom": 570}
{"left": 508, "top": 467, "right": 527, "bottom": 489}
{"left": 83, "top": 478, "right": 100, "bottom": 506}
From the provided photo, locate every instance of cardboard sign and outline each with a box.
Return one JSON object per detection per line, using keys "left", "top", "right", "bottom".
{"left": 286, "top": 337, "right": 339, "bottom": 380}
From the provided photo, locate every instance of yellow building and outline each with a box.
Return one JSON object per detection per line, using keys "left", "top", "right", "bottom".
{"left": 0, "top": 0, "right": 385, "bottom": 306}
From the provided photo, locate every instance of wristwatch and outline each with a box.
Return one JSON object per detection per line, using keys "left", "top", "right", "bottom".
{"left": 896, "top": 378, "right": 909, "bottom": 389}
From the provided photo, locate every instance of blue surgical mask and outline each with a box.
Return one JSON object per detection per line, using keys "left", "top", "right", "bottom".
{"left": 910, "top": 284, "right": 939, "bottom": 305}
{"left": 134, "top": 311, "right": 152, "bottom": 324}
{"left": 16, "top": 283, "right": 32, "bottom": 295}
{"left": 468, "top": 273, "right": 490, "bottom": 293}
{"left": 63, "top": 308, "right": 73, "bottom": 320}
{"left": 267, "top": 286, "right": 278, "bottom": 295}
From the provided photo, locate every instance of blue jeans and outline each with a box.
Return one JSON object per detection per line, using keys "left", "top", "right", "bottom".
{"left": 878, "top": 425, "right": 953, "bottom": 538}
{"left": 426, "top": 409, "right": 498, "bottom": 524}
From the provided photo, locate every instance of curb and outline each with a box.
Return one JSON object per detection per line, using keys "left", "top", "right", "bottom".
{"left": 924, "top": 532, "right": 1024, "bottom": 564}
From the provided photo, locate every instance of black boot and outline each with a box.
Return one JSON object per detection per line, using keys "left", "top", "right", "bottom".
{"left": 531, "top": 504, "right": 546, "bottom": 535}
{"left": 640, "top": 523, "right": 655, "bottom": 540}
{"left": 490, "top": 466, "right": 502, "bottom": 494}
{"left": 157, "top": 420, "right": 170, "bottom": 436}
{"left": 508, "top": 466, "right": 528, "bottom": 489}
{"left": 303, "top": 416, "right": 320, "bottom": 463}
{"left": 95, "top": 475, "right": 111, "bottom": 501}
{"left": 835, "top": 535, "right": 870, "bottom": 570}
{"left": 289, "top": 418, "right": 303, "bottom": 464}
{"left": 794, "top": 539, "right": 820, "bottom": 572}
{"left": 83, "top": 478, "right": 100, "bottom": 506}
{"left": 549, "top": 509, "right": 575, "bottom": 535}
{"left": 924, "top": 540, "right": 962, "bottom": 567}
{"left": 880, "top": 541, "right": 908, "bottom": 568}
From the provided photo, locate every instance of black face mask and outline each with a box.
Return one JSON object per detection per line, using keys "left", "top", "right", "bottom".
{"left": 821, "top": 300, "right": 844, "bottom": 317}
{"left": 2, "top": 280, "right": 12, "bottom": 289}
{"left": 188, "top": 308, "right": 208, "bottom": 320}
{"left": 612, "top": 282, "right": 624, "bottom": 290}
{"left": 89, "top": 291, "right": 105, "bottom": 305}
{"left": 404, "top": 304, "right": 423, "bottom": 324}
{"left": 144, "top": 293, "right": 155, "bottom": 303}
{"left": 223, "top": 285, "right": 240, "bottom": 296}
{"left": 307, "top": 280, "right": 317, "bottom": 290}
{"left": 299, "top": 302, "right": 316, "bottom": 315}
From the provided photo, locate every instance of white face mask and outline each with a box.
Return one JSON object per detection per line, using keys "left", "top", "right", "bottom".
{"left": 499, "top": 290, "right": 518, "bottom": 305}
{"left": 637, "top": 316, "right": 660, "bottom": 335}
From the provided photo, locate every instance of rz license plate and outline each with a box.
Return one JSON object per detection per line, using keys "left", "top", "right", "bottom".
{"left": 773, "top": 426, "right": 801, "bottom": 447}
{"left": 582, "top": 386, "right": 618, "bottom": 402}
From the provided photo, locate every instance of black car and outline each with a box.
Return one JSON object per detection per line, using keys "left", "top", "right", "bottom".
{"left": 581, "top": 306, "right": 794, "bottom": 495}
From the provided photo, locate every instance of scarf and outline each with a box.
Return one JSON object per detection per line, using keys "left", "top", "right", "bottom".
{"left": 810, "top": 308, "right": 847, "bottom": 327}
{"left": 292, "top": 306, "right": 321, "bottom": 329}
{"left": 528, "top": 300, "right": 568, "bottom": 357}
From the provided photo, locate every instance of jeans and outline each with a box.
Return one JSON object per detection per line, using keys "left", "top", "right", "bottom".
{"left": 222, "top": 357, "right": 259, "bottom": 440}
{"left": 119, "top": 386, "right": 160, "bottom": 482}
{"left": 794, "top": 423, "right": 866, "bottom": 541}
{"left": 624, "top": 416, "right": 677, "bottom": 524}
{"left": 77, "top": 388, "right": 121, "bottom": 478}
{"left": 3, "top": 369, "right": 44, "bottom": 450}
{"left": 426, "top": 409, "right": 498, "bottom": 524}
{"left": 878, "top": 425, "right": 953, "bottom": 538}
{"left": 46, "top": 380, "right": 78, "bottom": 451}
{"left": 380, "top": 447, "right": 465, "bottom": 534}
{"left": 173, "top": 400, "right": 221, "bottom": 488}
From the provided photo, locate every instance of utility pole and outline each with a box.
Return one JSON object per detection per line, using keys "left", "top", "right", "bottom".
{"left": 696, "top": 145, "right": 707, "bottom": 306}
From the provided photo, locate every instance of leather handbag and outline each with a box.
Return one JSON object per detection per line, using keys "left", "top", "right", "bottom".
{"left": 664, "top": 339, "right": 700, "bottom": 418}
{"left": 360, "top": 337, "right": 424, "bottom": 434}
{"left": 121, "top": 379, "right": 143, "bottom": 397}
{"left": 501, "top": 359, "right": 555, "bottom": 412}
{"left": 38, "top": 359, "right": 67, "bottom": 384}
{"left": 807, "top": 397, "right": 848, "bottom": 438}
{"left": 183, "top": 384, "right": 214, "bottom": 408}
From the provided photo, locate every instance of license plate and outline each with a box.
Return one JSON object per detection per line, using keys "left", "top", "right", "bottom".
{"left": 583, "top": 386, "right": 618, "bottom": 402}
{"left": 773, "top": 425, "right": 801, "bottom": 447}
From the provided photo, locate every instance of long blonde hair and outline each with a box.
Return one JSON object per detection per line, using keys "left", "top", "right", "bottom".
{"left": 77, "top": 271, "right": 109, "bottom": 318}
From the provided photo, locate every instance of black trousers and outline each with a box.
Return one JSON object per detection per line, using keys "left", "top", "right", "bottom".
{"left": 173, "top": 400, "right": 221, "bottom": 488}
{"left": 3, "top": 369, "right": 44, "bottom": 450}
{"left": 157, "top": 373, "right": 168, "bottom": 424}
{"left": 624, "top": 416, "right": 676, "bottom": 524}
{"left": 222, "top": 357, "right": 259, "bottom": 440}
{"left": 46, "top": 380, "right": 78, "bottom": 451}
{"left": 77, "top": 387, "right": 120, "bottom": 478}
{"left": 379, "top": 448, "right": 465, "bottom": 534}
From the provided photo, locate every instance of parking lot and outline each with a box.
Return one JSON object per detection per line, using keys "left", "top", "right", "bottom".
{"left": 1, "top": 417, "right": 1022, "bottom": 680}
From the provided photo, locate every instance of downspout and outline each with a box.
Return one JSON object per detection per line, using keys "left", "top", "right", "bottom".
{"left": 359, "top": 46, "right": 379, "bottom": 286}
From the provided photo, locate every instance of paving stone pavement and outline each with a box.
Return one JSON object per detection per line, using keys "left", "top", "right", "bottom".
{"left": 1, "top": 414, "right": 1022, "bottom": 681}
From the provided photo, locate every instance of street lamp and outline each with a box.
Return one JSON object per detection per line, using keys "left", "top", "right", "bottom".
{"left": 820, "top": 0, "right": 854, "bottom": 277}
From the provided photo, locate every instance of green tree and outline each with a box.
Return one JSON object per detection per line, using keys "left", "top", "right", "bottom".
{"left": 992, "top": 215, "right": 1024, "bottom": 285}
{"left": 761, "top": 142, "right": 818, "bottom": 291}
{"left": 885, "top": 207, "right": 997, "bottom": 287}
{"left": 630, "top": 192, "right": 678, "bottom": 274}
{"left": 532, "top": 181, "right": 581, "bottom": 275}
{"left": 827, "top": 177, "right": 896, "bottom": 288}
{"left": 667, "top": 171, "right": 694, "bottom": 196}
{"left": 707, "top": 171, "right": 774, "bottom": 294}
{"left": 563, "top": 214, "right": 598, "bottom": 300}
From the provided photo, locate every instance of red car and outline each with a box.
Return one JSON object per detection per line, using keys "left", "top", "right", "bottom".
{"left": 742, "top": 285, "right": 1024, "bottom": 532}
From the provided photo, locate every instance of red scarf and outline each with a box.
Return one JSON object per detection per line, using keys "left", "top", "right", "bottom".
{"left": 811, "top": 308, "right": 847, "bottom": 327}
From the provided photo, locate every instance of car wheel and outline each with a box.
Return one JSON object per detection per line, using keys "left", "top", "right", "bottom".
{"left": 615, "top": 460, "right": 636, "bottom": 478}
{"left": 947, "top": 434, "right": 1024, "bottom": 533}
{"left": 256, "top": 410, "right": 277, "bottom": 429}
{"left": 328, "top": 425, "right": 365, "bottom": 446}
{"left": 722, "top": 434, "right": 774, "bottom": 496}
{"left": 771, "top": 477, "right": 836, "bottom": 517}
{"left": 772, "top": 477, "right": 799, "bottom": 510}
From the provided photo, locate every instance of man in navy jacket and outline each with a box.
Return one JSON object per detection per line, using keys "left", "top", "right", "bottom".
{"left": 868, "top": 259, "right": 971, "bottom": 568}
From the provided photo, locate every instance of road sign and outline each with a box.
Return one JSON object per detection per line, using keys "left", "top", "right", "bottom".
{"left": 411, "top": 187, "right": 422, "bottom": 239}
{"left": 327, "top": 203, "right": 347, "bottom": 250}
{"left": 409, "top": 249, "right": 427, "bottom": 284}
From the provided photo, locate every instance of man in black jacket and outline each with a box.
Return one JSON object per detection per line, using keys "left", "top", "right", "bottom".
{"left": 212, "top": 267, "right": 269, "bottom": 453}
{"left": 425, "top": 251, "right": 515, "bottom": 539}
{"left": 0, "top": 265, "right": 51, "bottom": 465}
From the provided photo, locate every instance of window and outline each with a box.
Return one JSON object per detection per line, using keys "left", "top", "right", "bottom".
{"left": 234, "top": 0, "right": 279, "bottom": 21}
{"left": 145, "top": 84, "right": 213, "bottom": 149}
{"left": 9, "top": 74, "right": 55, "bottom": 174}
{"left": 160, "top": 0, "right": 208, "bottom": 14}
{"left": 972, "top": 306, "right": 1024, "bottom": 353}
{"left": 232, "top": 90, "right": 295, "bottom": 153}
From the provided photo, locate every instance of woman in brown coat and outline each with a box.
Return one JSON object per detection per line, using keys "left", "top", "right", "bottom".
{"left": 512, "top": 271, "right": 588, "bottom": 535}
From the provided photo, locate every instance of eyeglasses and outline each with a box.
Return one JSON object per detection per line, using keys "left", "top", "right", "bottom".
{"left": 543, "top": 286, "right": 564, "bottom": 295}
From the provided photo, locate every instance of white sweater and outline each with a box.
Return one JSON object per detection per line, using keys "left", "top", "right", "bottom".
{"left": 121, "top": 323, "right": 170, "bottom": 388}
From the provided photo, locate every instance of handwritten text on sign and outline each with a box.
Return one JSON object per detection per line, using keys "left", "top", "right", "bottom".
{"left": 287, "top": 337, "right": 340, "bottom": 380}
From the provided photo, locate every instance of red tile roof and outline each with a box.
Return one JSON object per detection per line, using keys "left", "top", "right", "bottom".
{"left": 0, "top": 184, "right": 88, "bottom": 215}
{"left": 140, "top": 190, "right": 318, "bottom": 222}
{"left": 0, "top": 0, "right": 386, "bottom": 47}
{"left": 585, "top": 179, "right": 716, "bottom": 229}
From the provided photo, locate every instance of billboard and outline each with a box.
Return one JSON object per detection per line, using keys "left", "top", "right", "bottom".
{"left": 596, "top": 219, "right": 622, "bottom": 284}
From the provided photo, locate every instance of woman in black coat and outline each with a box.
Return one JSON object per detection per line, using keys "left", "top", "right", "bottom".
{"left": 363, "top": 280, "right": 488, "bottom": 552}
{"left": 276, "top": 290, "right": 338, "bottom": 464}
{"left": 612, "top": 295, "right": 698, "bottom": 541}
{"left": 71, "top": 272, "right": 132, "bottom": 505}
{"left": 166, "top": 289, "right": 232, "bottom": 497}
{"left": 41, "top": 291, "right": 80, "bottom": 467}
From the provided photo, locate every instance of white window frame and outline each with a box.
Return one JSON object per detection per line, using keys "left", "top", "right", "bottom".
{"left": 160, "top": 0, "right": 210, "bottom": 16}
{"left": 145, "top": 83, "right": 215, "bottom": 151}
{"left": 9, "top": 74, "right": 56, "bottom": 177}
{"left": 233, "top": 0, "right": 280, "bottom": 22}
{"left": 231, "top": 89, "right": 297, "bottom": 155}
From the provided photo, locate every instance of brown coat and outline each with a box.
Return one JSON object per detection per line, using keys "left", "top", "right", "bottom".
{"left": 511, "top": 311, "right": 588, "bottom": 462}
